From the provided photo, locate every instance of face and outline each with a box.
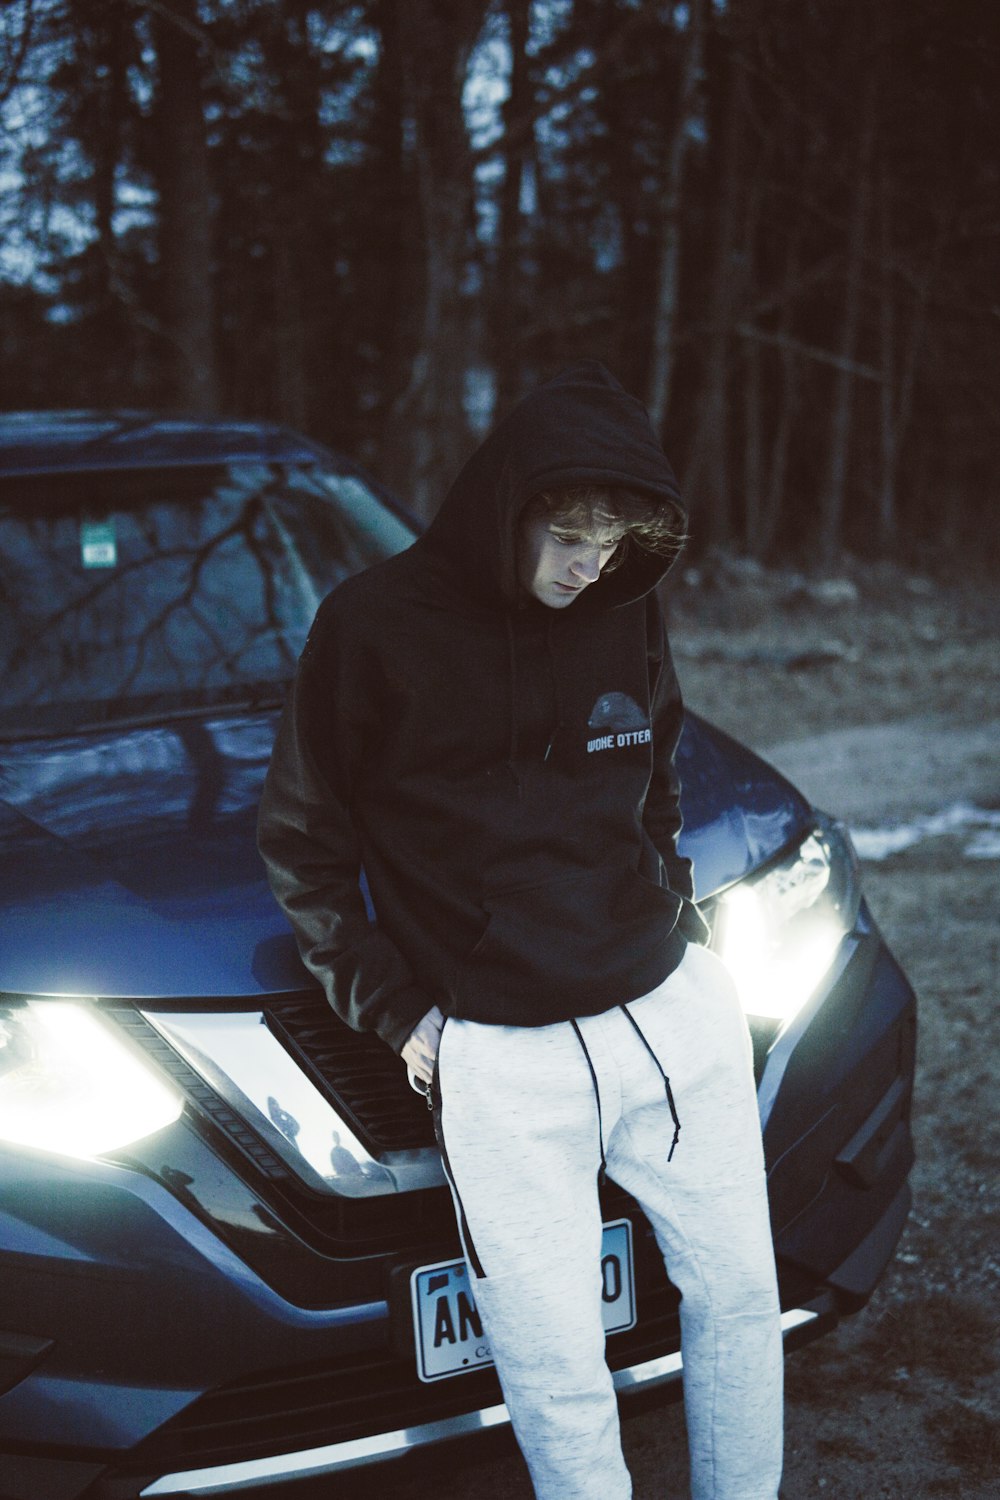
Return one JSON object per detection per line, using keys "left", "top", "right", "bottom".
{"left": 517, "top": 511, "right": 625, "bottom": 609}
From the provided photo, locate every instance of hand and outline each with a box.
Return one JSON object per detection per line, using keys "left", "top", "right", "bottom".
{"left": 401, "top": 1004, "right": 445, "bottom": 1088}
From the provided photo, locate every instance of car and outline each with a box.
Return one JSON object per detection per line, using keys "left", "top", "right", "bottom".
{"left": 0, "top": 411, "right": 916, "bottom": 1500}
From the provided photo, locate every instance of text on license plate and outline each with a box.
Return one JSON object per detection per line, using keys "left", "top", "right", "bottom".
{"left": 410, "top": 1218, "right": 636, "bottom": 1383}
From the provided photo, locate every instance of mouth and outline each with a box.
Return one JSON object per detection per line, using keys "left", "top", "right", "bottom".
{"left": 554, "top": 581, "right": 584, "bottom": 594}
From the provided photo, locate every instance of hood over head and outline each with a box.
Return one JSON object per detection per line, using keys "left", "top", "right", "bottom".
{"left": 423, "top": 360, "right": 685, "bottom": 611}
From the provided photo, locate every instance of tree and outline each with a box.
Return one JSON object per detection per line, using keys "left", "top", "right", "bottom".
{"left": 152, "top": 0, "right": 219, "bottom": 413}
{"left": 491, "top": 0, "right": 532, "bottom": 417}
{"left": 0, "top": 1, "right": 34, "bottom": 110}
{"left": 0, "top": 0, "right": 997, "bottom": 568}
{"left": 384, "top": 0, "right": 489, "bottom": 518}
{"left": 646, "top": 0, "right": 706, "bottom": 434}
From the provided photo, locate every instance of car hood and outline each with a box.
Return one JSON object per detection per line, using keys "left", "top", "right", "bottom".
{"left": 0, "top": 710, "right": 811, "bottom": 1000}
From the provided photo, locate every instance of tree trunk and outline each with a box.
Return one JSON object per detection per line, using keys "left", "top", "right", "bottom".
{"left": 758, "top": 218, "right": 804, "bottom": 560}
{"left": 88, "top": 3, "right": 127, "bottom": 301}
{"left": 646, "top": 0, "right": 707, "bottom": 432}
{"left": 740, "top": 166, "right": 766, "bottom": 553}
{"left": 70, "top": 0, "right": 136, "bottom": 395}
{"left": 879, "top": 191, "right": 952, "bottom": 554}
{"left": 817, "top": 74, "right": 877, "bottom": 566}
{"left": 492, "top": 0, "right": 532, "bottom": 418}
{"left": 877, "top": 165, "right": 897, "bottom": 551}
{"left": 679, "top": 27, "right": 746, "bottom": 548}
{"left": 266, "top": 0, "right": 326, "bottom": 433}
{"left": 154, "top": 0, "right": 218, "bottom": 414}
{"left": 370, "top": 0, "right": 417, "bottom": 421}
{"left": 389, "top": 0, "right": 488, "bottom": 518}
{"left": 272, "top": 231, "right": 308, "bottom": 431}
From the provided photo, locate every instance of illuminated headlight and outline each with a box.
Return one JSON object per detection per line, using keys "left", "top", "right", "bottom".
{"left": 0, "top": 999, "right": 183, "bottom": 1158}
{"left": 712, "top": 814, "right": 861, "bottom": 1022}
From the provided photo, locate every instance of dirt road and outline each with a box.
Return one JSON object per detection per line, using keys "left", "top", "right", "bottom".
{"left": 672, "top": 568, "right": 999, "bottom": 1500}
{"left": 672, "top": 567, "right": 998, "bottom": 1500}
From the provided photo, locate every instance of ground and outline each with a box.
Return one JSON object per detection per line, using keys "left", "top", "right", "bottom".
{"left": 299, "top": 558, "right": 1000, "bottom": 1500}
{"left": 665, "top": 557, "right": 999, "bottom": 1500}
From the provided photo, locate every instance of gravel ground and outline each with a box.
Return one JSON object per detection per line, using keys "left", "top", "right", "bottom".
{"left": 665, "top": 560, "right": 1000, "bottom": 1500}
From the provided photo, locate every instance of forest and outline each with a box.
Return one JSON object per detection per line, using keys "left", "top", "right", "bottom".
{"left": 0, "top": 0, "right": 997, "bottom": 568}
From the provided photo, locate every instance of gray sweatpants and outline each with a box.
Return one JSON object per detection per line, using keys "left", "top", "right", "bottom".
{"left": 433, "top": 942, "right": 783, "bottom": 1500}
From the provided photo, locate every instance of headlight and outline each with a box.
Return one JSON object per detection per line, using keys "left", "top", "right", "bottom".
{"left": 0, "top": 999, "right": 183, "bottom": 1158}
{"left": 712, "top": 814, "right": 861, "bottom": 1021}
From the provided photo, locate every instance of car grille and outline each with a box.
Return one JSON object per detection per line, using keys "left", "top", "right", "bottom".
{"left": 265, "top": 994, "right": 436, "bottom": 1154}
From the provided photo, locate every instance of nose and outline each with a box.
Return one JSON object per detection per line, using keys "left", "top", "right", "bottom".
{"left": 570, "top": 546, "right": 603, "bottom": 584}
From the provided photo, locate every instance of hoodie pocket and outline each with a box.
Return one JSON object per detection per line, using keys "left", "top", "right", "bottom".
{"left": 456, "top": 865, "right": 682, "bottom": 1005}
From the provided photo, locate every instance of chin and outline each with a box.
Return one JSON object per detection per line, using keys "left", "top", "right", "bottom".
{"left": 546, "top": 584, "right": 584, "bottom": 606}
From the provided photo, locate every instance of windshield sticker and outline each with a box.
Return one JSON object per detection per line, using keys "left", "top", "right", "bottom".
{"left": 81, "top": 519, "right": 117, "bottom": 568}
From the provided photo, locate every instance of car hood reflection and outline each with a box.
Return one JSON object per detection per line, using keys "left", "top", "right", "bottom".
{"left": 0, "top": 713, "right": 295, "bottom": 997}
{"left": 0, "top": 709, "right": 810, "bottom": 998}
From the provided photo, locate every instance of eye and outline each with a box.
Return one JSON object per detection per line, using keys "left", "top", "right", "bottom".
{"left": 549, "top": 532, "right": 622, "bottom": 551}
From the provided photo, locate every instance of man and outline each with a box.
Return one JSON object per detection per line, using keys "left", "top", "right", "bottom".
{"left": 258, "top": 361, "right": 783, "bottom": 1499}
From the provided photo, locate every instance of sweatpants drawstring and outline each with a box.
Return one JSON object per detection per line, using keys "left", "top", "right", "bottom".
{"left": 569, "top": 1020, "right": 607, "bottom": 1184}
{"left": 620, "top": 1004, "right": 682, "bottom": 1160}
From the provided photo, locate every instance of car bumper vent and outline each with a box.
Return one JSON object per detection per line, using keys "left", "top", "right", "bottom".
{"left": 114, "top": 1282, "right": 683, "bottom": 1480}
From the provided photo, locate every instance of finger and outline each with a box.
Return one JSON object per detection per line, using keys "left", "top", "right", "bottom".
{"left": 407, "top": 1064, "right": 430, "bottom": 1093}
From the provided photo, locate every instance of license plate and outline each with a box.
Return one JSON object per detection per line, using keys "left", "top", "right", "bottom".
{"left": 410, "top": 1218, "right": 636, "bottom": 1383}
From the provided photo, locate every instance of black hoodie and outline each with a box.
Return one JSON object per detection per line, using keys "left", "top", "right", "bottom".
{"left": 258, "top": 362, "right": 709, "bottom": 1054}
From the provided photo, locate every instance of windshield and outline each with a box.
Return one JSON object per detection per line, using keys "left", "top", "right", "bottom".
{"left": 0, "top": 460, "right": 415, "bottom": 737}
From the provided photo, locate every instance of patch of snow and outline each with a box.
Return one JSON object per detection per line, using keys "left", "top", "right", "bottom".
{"left": 965, "top": 829, "right": 1000, "bottom": 860}
{"left": 851, "top": 802, "right": 1000, "bottom": 861}
{"left": 851, "top": 826, "right": 922, "bottom": 861}
{"left": 809, "top": 578, "right": 859, "bottom": 607}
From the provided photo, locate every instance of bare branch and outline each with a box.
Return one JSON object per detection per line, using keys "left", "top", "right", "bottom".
{"left": 734, "top": 323, "right": 885, "bottom": 383}
{"left": 0, "top": 0, "right": 34, "bottom": 110}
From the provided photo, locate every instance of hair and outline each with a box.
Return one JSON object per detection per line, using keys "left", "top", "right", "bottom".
{"left": 523, "top": 484, "right": 688, "bottom": 572}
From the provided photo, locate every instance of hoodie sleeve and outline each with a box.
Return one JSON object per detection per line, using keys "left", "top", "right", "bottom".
{"left": 257, "top": 594, "right": 432, "bottom": 1054}
{"left": 643, "top": 599, "right": 712, "bottom": 946}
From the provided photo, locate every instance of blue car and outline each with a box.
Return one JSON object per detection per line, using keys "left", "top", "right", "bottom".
{"left": 0, "top": 413, "right": 915, "bottom": 1500}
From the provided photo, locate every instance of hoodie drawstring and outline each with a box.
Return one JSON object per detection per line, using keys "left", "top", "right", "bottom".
{"left": 543, "top": 616, "right": 564, "bottom": 761}
{"left": 570, "top": 1008, "right": 682, "bottom": 1180}
{"left": 619, "top": 1004, "right": 682, "bottom": 1160}
{"left": 570, "top": 1020, "right": 607, "bottom": 1185}
{"left": 503, "top": 615, "right": 522, "bottom": 794}
{"left": 505, "top": 615, "right": 564, "bottom": 776}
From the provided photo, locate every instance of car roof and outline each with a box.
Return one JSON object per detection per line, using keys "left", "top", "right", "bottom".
{"left": 0, "top": 410, "right": 329, "bottom": 477}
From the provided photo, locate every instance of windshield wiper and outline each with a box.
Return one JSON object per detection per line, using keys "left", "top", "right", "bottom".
{"left": 75, "top": 690, "right": 289, "bottom": 735}
{"left": 0, "top": 688, "right": 289, "bottom": 742}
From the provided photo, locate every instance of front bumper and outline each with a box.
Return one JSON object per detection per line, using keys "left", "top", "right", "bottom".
{"left": 136, "top": 1303, "right": 836, "bottom": 1497}
{"left": 0, "top": 905, "right": 915, "bottom": 1500}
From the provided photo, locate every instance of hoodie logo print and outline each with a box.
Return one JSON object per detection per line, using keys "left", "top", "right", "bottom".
{"left": 586, "top": 692, "right": 651, "bottom": 753}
